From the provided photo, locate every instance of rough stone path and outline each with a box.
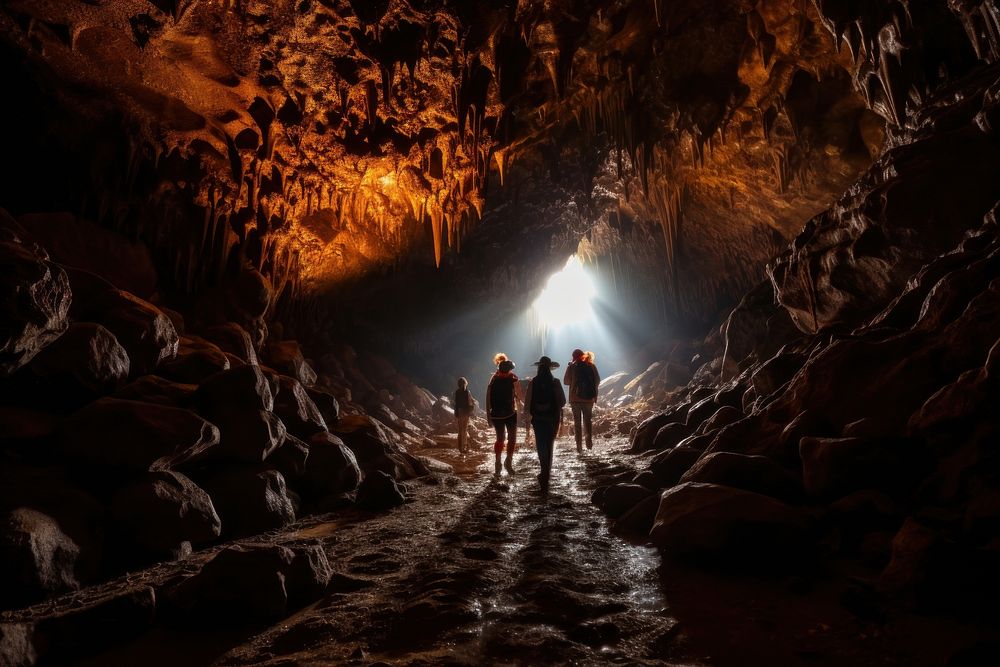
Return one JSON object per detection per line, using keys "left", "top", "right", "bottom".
{"left": 205, "top": 437, "right": 689, "bottom": 666}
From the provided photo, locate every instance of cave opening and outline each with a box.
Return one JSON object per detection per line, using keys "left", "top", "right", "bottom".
{"left": 2, "top": 1, "right": 1000, "bottom": 665}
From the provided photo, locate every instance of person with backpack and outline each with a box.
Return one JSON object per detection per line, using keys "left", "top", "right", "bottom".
{"left": 454, "top": 377, "right": 476, "bottom": 454}
{"left": 524, "top": 355, "right": 567, "bottom": 494}
{"left": 485, "top": 353, "right": 522, "bottom": 477}
{"left": 563, "top": 348, "right": 600, "bottom": 452}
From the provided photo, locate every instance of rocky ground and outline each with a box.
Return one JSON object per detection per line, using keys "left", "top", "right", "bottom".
{"left": 3, "top": 433, "right": 992, "bottom": 666}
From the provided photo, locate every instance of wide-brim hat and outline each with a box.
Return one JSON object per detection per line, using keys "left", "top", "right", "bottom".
{"left": 532, "top": 355, "right": 560, "bottom": 369}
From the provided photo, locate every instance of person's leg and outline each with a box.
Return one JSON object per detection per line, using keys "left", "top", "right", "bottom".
{"left": 504, "top": 415, "right": 517, "bottom": 474}
{"left": 536, "top": 420, "right": 555, "bottom": 492}
{"left": 493, "top": 419, "right": 504, "bottom": 475}
{"left": 571, "top": 404, "right": 583, "bottom": 452}
{"left": 457, "top": 414, "right": 467, "bottom": 452}
{"left": 582, "top": 403, "right": 594, "bottom": 449}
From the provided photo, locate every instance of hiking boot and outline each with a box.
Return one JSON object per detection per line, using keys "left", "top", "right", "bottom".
{"left": 494, "top": 460, "right": 502, "bottom": 477}
{"left": 576, "top": 443, "right": 583, "bottom": 453}
{"left": 504, "top": 456, "right": 515, "bottom": 475}
{"left": 586, "top": 441, "right": 593, "bottom": 450}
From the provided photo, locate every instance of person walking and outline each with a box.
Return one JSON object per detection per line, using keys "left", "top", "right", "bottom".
{"left": 563, "top": 348, "right": 600, "bottom": 452}
{"left": 486, "top": 353, "right": 522, "bottom": 476}
{"left": 454, "top": 377, "right": 476, "bottom": 454}
{"left": 524, "top": 355, "right": 566, "bottom": 494}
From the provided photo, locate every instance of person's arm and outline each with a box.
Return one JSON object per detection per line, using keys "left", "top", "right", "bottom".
{"left": 563, "top": 364, "right": 572, "bottom": 385}
{"left": 485, "top": 379, "right": 492, "bottom": 423}
{"left": 555, "top": 379, "right": 566, "bottom": 409}
{"left": 593, "top": 365, "right": 601, "bottom": 401}
{"left": 514, "top": 379, "right": 524, "bottom": 410}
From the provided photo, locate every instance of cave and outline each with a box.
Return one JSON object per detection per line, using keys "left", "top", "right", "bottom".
{"left": 2, "top": 1, "right": 1000, "bottom": 665}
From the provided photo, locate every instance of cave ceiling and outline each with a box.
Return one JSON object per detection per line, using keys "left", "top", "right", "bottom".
{"left": 1, "top": 0, "right": 984, "bottom": 328}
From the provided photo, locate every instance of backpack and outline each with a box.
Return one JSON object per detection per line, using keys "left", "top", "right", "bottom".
{"left": 454, "top": 388, "right": 473, "bottom": 415}
{"left": 531, "top": 377, "right": 556, "bottom": 415}
{"left": 575, "top": 362, "right": 597, "bottom": 400}
{"left": 488, "top": 373, "right": 516, "bottom": 418}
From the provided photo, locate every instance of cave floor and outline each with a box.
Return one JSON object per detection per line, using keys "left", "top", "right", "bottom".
{"left": 69, "top": 437, "right": 980, "bottom": 667}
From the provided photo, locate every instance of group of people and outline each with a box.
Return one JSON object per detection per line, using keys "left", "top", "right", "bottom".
{"left": 452, "top": 349, "right": 601, "bottom": 493}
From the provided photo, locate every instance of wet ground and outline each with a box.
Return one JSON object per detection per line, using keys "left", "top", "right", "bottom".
{"left": 26, "top": 435, "right": 987, "bottom": 666}
{"left": 80, "top": 436, "right": 693, "bottom": 666}
{"left": 218, "top": 436, "right": 689, "bottom": 666}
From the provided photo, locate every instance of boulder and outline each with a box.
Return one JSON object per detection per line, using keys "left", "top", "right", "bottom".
{"left": 356, "top": 470, "right": 406, "bottom": 510}
{"left": 169, "top": 541, "right": 330, "bottom": 623}
{"left": 229, "top": 269, "right": 272, "bottom": 320}
{"left": 110, "top": 471, "right": 221, "bottom": 558}
{"left": 215, "top": 409, "right": 287, "bottom": 463}
{"left": 198, "top": 468, "right": 295, "bottom": 538}
{"left": 0, "top": 237, "right": 71, "bottom": 376}
{"left": 0, "top": 406, "right": 60, "bottom": 448}
{"left": 631, "top": 413, "right": 673, "bottom": 452}
{"left": 194, "top": 364, "right": 274, "bottom": 414}
{"left": 268, "top": 434, "right": 310, "bottom": 481}
{"left": 306, "top": 385, "right": 341, "bottom": 427}
{"left": 79, "top": 289, "right": 178, "bottom": 376}
{"left": 264, "top": 340, "right": 317, "bottom": 386}
{"left": 113, "top": 375, "right": 197, "bottom": 407}
{"left": 22, "top": 322, "right": 130, "bottom": 409}
{"left": 273, "top": 375, "right": 327, "bottom": 438}
{"left": 799, "top": 436, "right": 913, "bottom": 498}
{"left": 156, "top": 335, "right": 230, "bottom": 384}
{"left": 17, "top": 212, "right": 157, "bottom": 298}
{"left": 199, "top": 323, "right": 259, "bottom": 365}
{"left": 302, "top": 432, "right": 363, "bottom": 499}
{"left": 615, "top": 494, "right": 661, "bottom": 535}
{"left": 649, "top": 446, "right": 702, "bottom": 487}
{"left": 652, "top": 422, "right": 691, "bottom": 451}
{"left": 600, "top": 483, "right": 654, "bottom": 518}
{"left": 752, "top": 349, "right": 807, "bottom": 399}
{"left": 649, "top": 482, "right": 811, "bottom": 565}
{"left": 679, "top": 452, "right": 802, "bottom": 502}
{"left": 700, "top": 406, "right": 743, "bottom": 433}
{"left": 0, "top": 508, "right": 81, "bottom": 608}
{"left": 59, "top": 398, "right": 219, "bottom": 471}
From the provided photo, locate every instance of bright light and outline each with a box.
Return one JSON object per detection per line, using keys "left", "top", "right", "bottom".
{"left": 532, "top": 255, "right": 596, "bottom": 329}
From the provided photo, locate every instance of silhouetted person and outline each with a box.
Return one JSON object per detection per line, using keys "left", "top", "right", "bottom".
{"left": 564, "top": 348, "right": 600, "bottom": 452}
{"left": 486, "top": 353, "right": 522, "bottom": 476}
{"left": 454, "top": 377, "right": 475, "bottom": 454}
{"left": 524, "top": 356, "right": 566, "bottom": 494}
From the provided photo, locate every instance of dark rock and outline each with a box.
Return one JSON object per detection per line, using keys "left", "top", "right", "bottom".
{"left": 17, "top": 212, "right": 157, "bottom": 299}
{"left": 230, "top": 269, "right": 272, "bottom": 319}
{"left": 269, "top": 434, "right": 310, "bottom": 481}
{"left": 59, "top": 398, "right": 219, "bottom": 471}
{"left": 615, "top": 493, "right": 661, "bottom": 535}
{"left": 21, "top": 322, "right": 130, "bottom": 409}
{"left": 0, "top": 622, "right": 35, "bottom": 666}
{"left": 305, "top": 385, "right": 340, "bottom": 427}
{"left": 156, "top": 335, "right": 230, "bottom": 384}
{"left": 200, "top": 322, "right": 259, "bottom": 365}
{"left": 752, "top": 349, "right": 807, "bottom": 399}
{"left": 652, "top": 422, "right": 691, "bottom": 451}
{"left": 79, "top": 289, "right": 178, "bottom": 376}
{"left": 264, "top": 340, "right": 317, "bottom": 386}
{"left": 700, "top": 405, "right": 743, "bottom": 433}
{"left": 0, "top": 508, "right": 81, "bottom": 608}
{"left": 273, "top": 375, "right": 327, "bottom": 438}
{"left": 679, "top": 452, "right": 802, "bottom": 502}
{"left": 631, "top": 413, "right": 672, "bottom": 452}
{"left": 632, "top": 470, "right": 660, "bottom": 490}
{"left": 209, "top": 409, "right": 286, "bottom": 464}
{"left": 169, "top": 541, "right": 329, "bottom": 623}
{"left": 600, "top": 483, "right": 653, "bottom": 518}
{"left": 722, "top": 279, "right": 802, "bottom": 372}
{"left": 29, "top": 586, "right": 156, "bottom": 664}
{"left": 649, "top": 446, "right": 702, "bottom": 487}
{"left": 161, "top": 306, "right": 185, "bottom": 335}
{"left": 649, "top": 482, "right": 811, "bottom": 566}
{"left": 302, "top": 432, "right": 363, "bottom": 498}
{"left": 198, "top": 468, "right": 295, "bottom": 538}
{"left": 799, "top": 436, "right": 913, "bottom": 498}
{"left": 356, "top": 470, "right": 405, "bottom": 510}
{"left": 194, "top": 364, "right": 273, "bottom": 414}
{"left": 0, "top": 237, "right": 71, "bottom": 376}
{"left": 113, "top": 375, "right": 197, "bottom": 407}
{"left": 110, "top": 470, "right": 221, "bottom": 558}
